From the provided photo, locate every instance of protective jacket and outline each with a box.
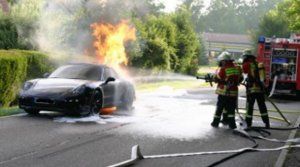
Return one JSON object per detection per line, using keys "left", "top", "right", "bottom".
{"left": 215, "top": 62, "right": 242, "bottom": 96}
{"left": 242, "top": 58, "right": 269, "bottom": 128}
{"left": 242, "top": 59, "right": 266, "bottom": 94}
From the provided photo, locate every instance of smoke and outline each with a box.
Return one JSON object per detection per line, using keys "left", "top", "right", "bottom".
{"left": 29, "top": 0, "right": 156, "bottom": 63}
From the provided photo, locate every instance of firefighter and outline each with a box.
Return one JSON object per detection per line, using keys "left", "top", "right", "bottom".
{"left": 211, "top": 52, "right": 242, "bottom": 129}
{"left": 242, "top": 49, "right": 270, "bottom": 128}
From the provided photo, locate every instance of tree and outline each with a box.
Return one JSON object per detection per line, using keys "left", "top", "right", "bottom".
{"left": 132, "top": 15, "right": 177, "bottom": 71}
{"left": 200, "top": 0, "right": 246, "bottom": 34}
{"left": 132, "top": 5, "right": 203, "bottom": 75}
{"left": 285, "top": 0, "right": 300, "bottom": 32}
{"left": 10, "top": 0, "right": 44, "bottom": 49}
{"left": 198, "top": 36, "right": 208, "bottom": 65}
{"left": 0, "top": 16, "right": 19, "bottom": 49}
{"left": 257, "top": 4, "right": 290, "bottom": 38}
{"left": 171, "top": 6, "right": 201, "bottom": 74}
{"left": 239, "top": 0, "right": 283, "bottom": 32}
{"left": 32, "top": 0, "right": 165, "bottom": 56}
{"left": 184, "top": 0, "right": 284, "bottom": 34}
{"left": 0, "top": 0, "right": 43, "bottom": 49}
{"left": 251, "top": 1, "right": 290, "bottom": 50}
{"left": 182, "top": 0, "right": 207, "bottom": 33}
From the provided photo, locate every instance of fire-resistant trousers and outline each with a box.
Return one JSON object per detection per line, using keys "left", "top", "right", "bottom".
{"left": 212, "top": 95, "right": 237, "bottom": 129}
{"left": 245, "top": 92, "right": 269, "bottom": 127}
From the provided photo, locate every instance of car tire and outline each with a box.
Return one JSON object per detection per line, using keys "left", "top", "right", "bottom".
{"left": 24, "top": 109, "right": 40, "bottom": 115}
{"left": 121, "top": 86, "right": 135, "bottom": 111}
{"left": 89, "top": 89, "right": 102, "bottom": 116}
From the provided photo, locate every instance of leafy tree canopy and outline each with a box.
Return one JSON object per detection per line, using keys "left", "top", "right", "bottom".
{"left": 184, "top": 0, "right": 283, "bottom": 34}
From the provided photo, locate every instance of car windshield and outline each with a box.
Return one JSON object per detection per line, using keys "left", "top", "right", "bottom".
{"left": 49, "top": 64, "right": 102, "bottom": 81}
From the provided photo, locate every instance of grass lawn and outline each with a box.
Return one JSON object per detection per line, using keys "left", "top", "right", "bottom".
{"left": 136, "top": 80, "right": 211, "bottom": 92}
{"left": 197, "top": 66, "right": 218, "bottom": 76}
{"left": 0, "top": 106, "right": 23, "bottom": 117}
{"left": 135, "top": 66, "right": 217, "bottom": 92}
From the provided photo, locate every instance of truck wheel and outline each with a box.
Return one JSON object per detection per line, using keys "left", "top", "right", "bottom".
{"left": 24, "top": 109, "right": 40, "bottom": 115}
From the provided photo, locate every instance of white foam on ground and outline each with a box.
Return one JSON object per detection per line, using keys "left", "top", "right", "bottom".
{"left": 145, "top": 86, "right": 188, "bottom": 97}
{"left": 104, "top": 90, "right": 217, "bottom": 141}
{"left": 54, "top": 115, "right": 106, "bottom": 124}
{"left": 52, "top": 88, "right": 218, "bottom": 141}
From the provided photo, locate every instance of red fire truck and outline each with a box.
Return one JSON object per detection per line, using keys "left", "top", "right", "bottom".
{"left": 256, "top": 34, "right": 300, "bottom": 96}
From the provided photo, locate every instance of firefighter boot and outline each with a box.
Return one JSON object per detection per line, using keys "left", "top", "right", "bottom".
{"left": 211, "top": 118, "right": 220, "bottom": 128}
{"left": 263, "top": 117, "right": 270, "bottom": 129}
{"left": 211, "top": 121, "right": 219, "bottom": 128}
{"left": 245, "top": 113, "right": 253, "bottom": 128}
{"left": 245, "top": 119, "right": 252, "bottom": 128}
{"left": 228, "top": 119, "right": 237, "bottom": 129}
{"left": 265, "top": 123, "right": 270, "bottom": 129}
{"left": 221, "top": 111, "right": 228, "bottom": 125}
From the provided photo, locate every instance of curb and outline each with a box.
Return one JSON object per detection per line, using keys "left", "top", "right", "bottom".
{"left": 274, "top": 115, "right": 300, "bottom": 167}
{"left": 0, "top": 113, "right": 25, "bottom": 119}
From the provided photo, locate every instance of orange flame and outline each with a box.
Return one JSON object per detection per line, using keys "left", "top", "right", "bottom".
{"left": 90, "top": 20, "right": 136, "bottom": 76}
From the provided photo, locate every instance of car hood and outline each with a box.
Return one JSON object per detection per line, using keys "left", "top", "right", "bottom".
{"left": 24, "top": 78, "right": 93, "bottom": 97}
{"left": 33, "top": 78, "right": 90, "bottom": 90}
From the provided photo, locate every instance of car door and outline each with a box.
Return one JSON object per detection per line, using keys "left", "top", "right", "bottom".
{"left": 109, "top": 68, "right": 123, "bottom": 104}
{"left": 101, "top": 67, "right": 120, "bottom": 107}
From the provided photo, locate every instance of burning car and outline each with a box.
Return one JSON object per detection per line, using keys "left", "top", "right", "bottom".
{"left": 18, "top": 63, "right": 135, "bottom": 116}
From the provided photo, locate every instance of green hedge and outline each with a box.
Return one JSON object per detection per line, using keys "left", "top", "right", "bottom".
{"left": 0, "top": 17, "right": 19, "bottom": 49}
{"left": 0, "top": 50, "right": 54, "bottom": 107}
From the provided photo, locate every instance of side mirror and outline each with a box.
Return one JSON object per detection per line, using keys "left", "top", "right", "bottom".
{"left": 43, "top": 73, "right": 50, "bottom": 78}
{"left": 104, "top": 77, "right": 115, "bottom": 85}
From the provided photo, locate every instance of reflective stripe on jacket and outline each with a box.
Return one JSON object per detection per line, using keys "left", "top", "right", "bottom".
{"left": 243, "top": 60, "right": 265, "bottom": 94}
{"left": 215, "top": 62, "right": 241, "bottom": 96}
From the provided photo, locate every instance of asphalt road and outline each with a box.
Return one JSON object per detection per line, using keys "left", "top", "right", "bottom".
{"left": 0, "top": 87, "right": 299, "bottom": 167}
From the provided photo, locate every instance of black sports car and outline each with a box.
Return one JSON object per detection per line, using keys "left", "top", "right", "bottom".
{"left": 19, "top": 63, "right": 135, "bottom": 116}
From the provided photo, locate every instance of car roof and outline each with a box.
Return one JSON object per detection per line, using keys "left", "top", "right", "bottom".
{"left": 66, "top": 63, "right": 109, "bottom": 69}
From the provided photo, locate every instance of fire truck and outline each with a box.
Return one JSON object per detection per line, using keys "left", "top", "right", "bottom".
{"left": 256, "top": 34, "right": 300, "bottom": 97}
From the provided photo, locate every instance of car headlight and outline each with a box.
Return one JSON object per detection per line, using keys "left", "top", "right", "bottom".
{"left": 22, "top": 82, "right": 34, "bottom": 91}
{"left": 72, "top": 85, "right": 86, "bottom": 95}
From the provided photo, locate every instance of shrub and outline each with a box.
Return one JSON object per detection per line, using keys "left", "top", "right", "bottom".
{"left": 0, "top": 16, "right": 19, "bottom": 49}
{"left": 0, "top": 50, "right": 54, "bottom": 107}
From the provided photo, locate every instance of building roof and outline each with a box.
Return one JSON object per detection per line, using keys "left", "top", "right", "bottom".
{"left": 203, "top": 32, "right": 251, "bottom": 45}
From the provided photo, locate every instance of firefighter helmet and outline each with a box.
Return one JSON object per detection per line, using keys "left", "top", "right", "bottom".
{"left": 242, "top": 49, "right": 256, "bottom": 59}
{"left": 217, "top": 51, "right": 233, "bottom": 62}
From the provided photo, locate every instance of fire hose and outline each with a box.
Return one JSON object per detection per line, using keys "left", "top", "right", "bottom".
{"left": 235, "top": 90, "right": 247, "bottom": 128}
{"left": 108, "top": 77, "right": 297, "bottom": 166}
{"left": 109, "top": 92, "right": 299, "bottom": 167}
{"left": 108, "top": 145, "right": 300, "bottom": 167}
{"left": 269, "top": 75, "right": 278, "bottom": 98}
{"left": 238, "top": 111, "right": 288, "bottom": 123}
{"left": 263, "top": 75, "right": 290, "bottom": 125}
{"left": 266, "top": 96, "right": 291, "bottom": 125}
{"left": 108, "top": 108, "right": 300, "bottom": 167}
{"left": 238, "top": 108, "right": 300, "bottom": 114}
{"left": 239, "top": 80, "right": 291, "bottom": 125}
{"left": 108, "top": 126, "right": 300, "bottom": 167}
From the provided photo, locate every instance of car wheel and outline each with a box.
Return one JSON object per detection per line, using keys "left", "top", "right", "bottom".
{"left": 89, "top": 89, "right": 102, "bottom": 115}
{"left": 121, "top": 86, "right": 134, "bottom": 111}
{"left": 24, "top": 109, "right": 40, "bottom": 115}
